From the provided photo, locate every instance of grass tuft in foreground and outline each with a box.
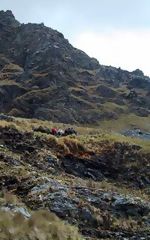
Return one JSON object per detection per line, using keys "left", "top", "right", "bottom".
{"left": 0, "top": 209, "right": 83, "bottom": 240}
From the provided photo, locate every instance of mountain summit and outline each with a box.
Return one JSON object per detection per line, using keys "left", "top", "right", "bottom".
{"left": 0, "top": 10, "right": 149, "bottom": 124}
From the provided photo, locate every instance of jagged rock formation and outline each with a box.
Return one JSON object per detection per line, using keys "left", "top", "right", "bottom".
{"left": 0, "top": 10, "right": 150, "bottom": 123}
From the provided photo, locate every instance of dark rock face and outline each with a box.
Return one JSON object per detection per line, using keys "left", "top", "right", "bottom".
{"left": 61, "top": 143, "right": 150, "bottom": 189}
{"left": 0, "top": 10, "right": 150, "bottom": 123}
{"left": 0, "top": 10, "right": 20, "bottom": 28}
{"left": 0, "top": 10, "right": 20, "bottom": 55}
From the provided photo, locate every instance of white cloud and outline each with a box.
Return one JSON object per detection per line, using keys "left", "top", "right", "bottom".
{"left": 73, "top": 30, "right": 150, "bottom": 76}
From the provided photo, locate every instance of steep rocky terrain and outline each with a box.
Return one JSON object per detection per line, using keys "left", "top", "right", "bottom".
{"left": 0, "top": 10, "right": 150, "bottom": 125}
{"left": 0, "top": 10, "right": 150, "bottom": 240}
{"left": 0, "top": 117, "right": 149, "bottom": 239}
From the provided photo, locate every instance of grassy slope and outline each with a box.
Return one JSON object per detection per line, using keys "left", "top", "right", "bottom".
{"left": 1, "top": 115, "right": 150, "bottom": 152}
{"left": 0, "top": 116, "right": 150, "bottom": 240}
{"left": 98, "top": 114, "right": 150, "bottom": 132}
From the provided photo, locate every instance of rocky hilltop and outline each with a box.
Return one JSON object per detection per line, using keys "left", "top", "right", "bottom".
{"left": 0, "top": 10, "right": 150, "bottom": 124}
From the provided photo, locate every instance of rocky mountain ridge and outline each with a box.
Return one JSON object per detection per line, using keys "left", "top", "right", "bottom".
{"left": 0, "top": 10, "right": 150, "bottom": 124}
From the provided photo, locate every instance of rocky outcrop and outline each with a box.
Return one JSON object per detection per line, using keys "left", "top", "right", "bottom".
{"left": 0, "top": 10, "right": 150, "bottom": 123}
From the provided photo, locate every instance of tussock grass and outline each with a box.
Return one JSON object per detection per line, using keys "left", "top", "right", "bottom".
{"left": 0, "top": 193, "right": 83, "bottom": 240}
{"left": 0, "top": 210, "right": 83, "bottom": 240}
{"left": 0, "top": 116, "right": 149, "bottom": 153}
{"left": 59, "top": 137, "right": 86, "bottom": 155}
{"left": 78, "top": 131, "right": 150, "bottom": 153}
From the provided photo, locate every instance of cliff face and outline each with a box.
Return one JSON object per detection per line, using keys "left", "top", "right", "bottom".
{"left": 0, "top": 10, "right": 150, "bottom": 123}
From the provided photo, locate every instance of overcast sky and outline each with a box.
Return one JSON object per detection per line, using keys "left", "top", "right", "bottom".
{"left": 1, "top": 0, "right": 150, "bottom": 76}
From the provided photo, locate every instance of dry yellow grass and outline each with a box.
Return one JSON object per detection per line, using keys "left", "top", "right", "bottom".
{"left": 0, "top": 115, "right": 149, "bottom": 153}
{"left": 98, "top": 113, "right": 150, "bottom": 132}
{"left": 78, "top": 132, "right": 150, "bottom": 153}
{"left": 0, "top": 210, "right": 83, "bottom": 240}
{"left": 0, "top": 193, "right": 83, "bottom": 240}
{"left": 102, "top": 102, "right": 128, "bottom": 112}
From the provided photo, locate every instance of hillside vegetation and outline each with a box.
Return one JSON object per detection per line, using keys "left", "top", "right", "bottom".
{"left": 0, "top": 116, "right": 149, "bottom": 240}
{"left": 0, "top": 10, "right": 150, "bottom": 240}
